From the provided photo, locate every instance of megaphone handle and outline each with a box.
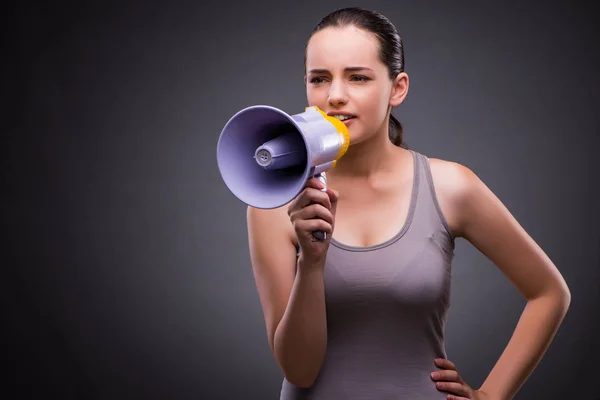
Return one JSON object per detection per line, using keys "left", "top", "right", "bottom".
{"left": 312, "top": 172, "right": 328, "bottom": 241}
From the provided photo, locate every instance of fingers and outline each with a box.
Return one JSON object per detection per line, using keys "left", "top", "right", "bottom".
{"left": 434, "top": 381, "right": 470, "bottom": 397}
{"left": 291, "top": 203, "right": 334, "bottom": 226}
{"left": 431, "top": 358, "right": 471, "bottom": 398}
{"left": 286, "top": 178, "right": 339, "bottom": 245}
{"left": 434, "top": 358, "right": 457, "bottom": 370}
{"left": 305, "top": 176, "right": 326, "bottom": 190}
{"left": 304, "top": 177, "right": 339, "bottom": 204}
{"left": 293, "top": 217, "right": 334, "bottom": 237}
{"left": 326, "top": 187, "right": 339, "bottom": 203}
{"left": 288, "top": 184, "right": 335, "bottom": 214}
{"left": 431, "top": 370, "right": 461, "bottom": 382}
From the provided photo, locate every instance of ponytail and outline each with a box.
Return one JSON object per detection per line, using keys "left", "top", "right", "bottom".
{"left": 389, "top": 114, "right": 408, "bottom": 149}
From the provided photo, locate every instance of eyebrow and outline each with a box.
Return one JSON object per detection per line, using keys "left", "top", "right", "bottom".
{"left": 307, "top": 67, "right": 373, "bottom": 74}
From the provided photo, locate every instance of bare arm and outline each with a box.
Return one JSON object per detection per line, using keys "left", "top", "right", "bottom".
{"left": 435, "top": 161, "right": 571, "bottom": 399}
{"left": 274, "top": 256, "right": 328, "bottom": 388}
{"left": 247, "top": 205, "right": 329, "bottom": 388}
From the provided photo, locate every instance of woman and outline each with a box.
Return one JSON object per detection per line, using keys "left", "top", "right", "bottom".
{"left": 247, "top": 7, "right": 570, "bottom": 400}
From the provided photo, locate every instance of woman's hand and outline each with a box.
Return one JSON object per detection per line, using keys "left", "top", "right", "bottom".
{"left": 287, "top": 176, "right": 339, "bottom": 265}
{"left": 431, "top": 358, "right": 490, "bottom": 400}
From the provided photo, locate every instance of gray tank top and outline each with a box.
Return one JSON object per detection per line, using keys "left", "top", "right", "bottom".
{"left": 281, "top": 150, "right": 455, "bottom": 399}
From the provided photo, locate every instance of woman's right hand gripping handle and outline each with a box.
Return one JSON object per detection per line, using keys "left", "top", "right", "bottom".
{"left": 287, "top": 177, "right": 339, "bottom": 266}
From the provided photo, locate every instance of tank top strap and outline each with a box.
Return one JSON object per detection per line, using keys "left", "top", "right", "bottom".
{"left": 411, "top": 150, "right": 455, "bottom": 243}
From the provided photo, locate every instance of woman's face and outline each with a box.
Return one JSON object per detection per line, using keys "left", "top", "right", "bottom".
{"left": 305, "top": 25, "right": 405, "bottom": 145}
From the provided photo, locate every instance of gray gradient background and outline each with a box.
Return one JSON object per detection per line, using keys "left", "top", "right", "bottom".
{"left": 4, "top": 0, "right": 599, "bottom": 399}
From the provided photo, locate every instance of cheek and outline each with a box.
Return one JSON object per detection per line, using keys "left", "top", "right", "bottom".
{"left": 306, "top": 87, "right": 327, "bottom": 107}
{"left": 357, "top": 85, "right": 389, "bottom": 122}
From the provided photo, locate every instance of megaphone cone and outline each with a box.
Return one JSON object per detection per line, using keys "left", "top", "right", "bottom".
{"left": 216, "top": 105, "right": 349, "bottom": 239}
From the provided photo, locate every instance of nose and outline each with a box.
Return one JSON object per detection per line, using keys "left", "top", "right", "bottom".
{"left": 327, "top": 79, "right": 348, "bottom": 107}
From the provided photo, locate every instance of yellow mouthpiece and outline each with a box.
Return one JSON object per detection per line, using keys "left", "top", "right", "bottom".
{"left": 309, "top": 106, "right": 351, "bottom": 167}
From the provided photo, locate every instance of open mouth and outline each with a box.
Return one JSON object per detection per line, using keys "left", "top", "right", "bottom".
{"left": 330, "top": 114, "right": 356, "bottom": 121}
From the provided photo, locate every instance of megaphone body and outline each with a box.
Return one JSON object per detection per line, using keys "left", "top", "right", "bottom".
{"left": 216, "top": 105, "right": 350, "bottom": 240}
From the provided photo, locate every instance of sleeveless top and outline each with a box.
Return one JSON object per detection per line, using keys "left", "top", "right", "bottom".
{"left": 280, "top": 150, "right": 456, "bottom": 399}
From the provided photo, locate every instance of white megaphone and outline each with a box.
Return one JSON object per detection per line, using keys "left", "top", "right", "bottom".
{"left": 216, "top": 105, "right": 350, "bottom": 240}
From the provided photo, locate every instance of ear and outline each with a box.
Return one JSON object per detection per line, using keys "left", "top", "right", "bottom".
{"left": 389, "top": 72, "right": 409, "bottom": 107}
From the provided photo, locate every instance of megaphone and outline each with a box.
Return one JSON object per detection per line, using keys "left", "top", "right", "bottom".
{"left": 216, "top": 105, "right": 350, "bottom": 240}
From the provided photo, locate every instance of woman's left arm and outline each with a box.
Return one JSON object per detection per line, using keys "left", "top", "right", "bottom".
{"left": 443, "top": 162, "right": 571, "bottom": 400}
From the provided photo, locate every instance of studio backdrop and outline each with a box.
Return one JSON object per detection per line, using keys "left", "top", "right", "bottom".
{"left": 4, "top": 0, "right": 599, "bottom": 399}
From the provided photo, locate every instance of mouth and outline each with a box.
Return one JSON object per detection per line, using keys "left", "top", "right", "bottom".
{"left": 328, "top": 114, "right": 357, "bottom": 122}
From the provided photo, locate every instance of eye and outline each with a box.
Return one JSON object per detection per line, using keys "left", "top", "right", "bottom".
{"left": 309, "top": 76, "right": 328, "bottom": 84}
{"left": 351, "top": 75, "right": 370, "bottom": 82}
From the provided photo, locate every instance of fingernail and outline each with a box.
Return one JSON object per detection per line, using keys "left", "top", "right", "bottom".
{"left": 430, "top": 372, "right": 437, "bottom": 379}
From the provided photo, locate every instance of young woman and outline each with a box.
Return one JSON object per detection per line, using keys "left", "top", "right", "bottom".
{"left": 247, "top": 7, "right": 570, "bottom": 400}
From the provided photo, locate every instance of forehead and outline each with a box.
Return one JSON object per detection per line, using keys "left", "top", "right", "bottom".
{"left": 306, "top": 25, "right": 382, "bottom": 70}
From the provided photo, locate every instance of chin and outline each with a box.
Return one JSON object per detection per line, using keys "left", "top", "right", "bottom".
{"left": 347, "top": 128, "right": 363, "bottom": 143}
{"left": 348, "top": 131, "right": 375, "bottom": 145}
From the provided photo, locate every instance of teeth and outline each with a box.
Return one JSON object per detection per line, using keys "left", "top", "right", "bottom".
{"left": 331, "top": 115, "right": 353, "bottom": 121}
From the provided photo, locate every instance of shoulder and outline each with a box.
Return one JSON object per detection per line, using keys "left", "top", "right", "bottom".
{"left": 425, "top": 156, "right": 483, "bottom": 238}
{"left": 427, "top": 156, "right": 475, "bottom": 193}
{"left": 246, "top": 203, "right": 297, "bottom": 247}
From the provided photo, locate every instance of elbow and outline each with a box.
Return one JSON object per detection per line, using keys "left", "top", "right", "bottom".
{"left": 278, "top": 355, "right": 319, "bottom": 389}
{"left": 533, "top": 274, "right": 572, "bottom": 311}
{"left": 296, "top": 382, "right": 316, "bottom": 389}
{"left": 562, "top": 279, "right": 571, "bottom": 300}
{"left": 274, "top": 351, "right": 319, "bottom": 388}
{"left": 557, "top": 287, "right": 571, "bottom": 323}
{"left": 535, "top": 281, "right": 571, "bottom": 315}
{"left": 272, "top": 333, "right": 322, "bottom": 389}
{"left": 561, "top": 285, "right": 571, "bottom": 312}
{"left": 557, "top": 277, "right": 571, "bottom": 311}
{"left": 278, "top": 356, "right": 322, "bottom": 388}
{"left": 284, "top": 372, "right": 317, "bottom": 389}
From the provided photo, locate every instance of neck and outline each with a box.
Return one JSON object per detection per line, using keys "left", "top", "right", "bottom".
{"left": 328, "top": 127, "right": 405, "bottom": 180}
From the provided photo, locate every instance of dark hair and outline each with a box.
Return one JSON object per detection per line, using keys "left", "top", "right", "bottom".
{"left": 305, "top": 7, "right": 408, "bottom": 149}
